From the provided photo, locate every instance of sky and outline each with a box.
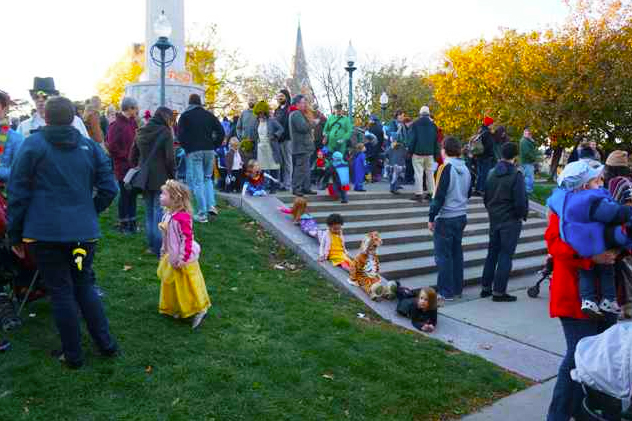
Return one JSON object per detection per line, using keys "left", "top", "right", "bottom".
{"left": 1, "top": 0, "right": 571, "bottom": 108}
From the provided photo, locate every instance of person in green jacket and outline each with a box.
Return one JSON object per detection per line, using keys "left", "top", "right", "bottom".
{"left": 323, "top": 103, "right": 353, "bottom": 156}
{"left": 519, "top": 127, "right": 538, "bottom": 194}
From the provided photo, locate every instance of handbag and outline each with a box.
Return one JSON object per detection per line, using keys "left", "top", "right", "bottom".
{"left": 124, "top": 137, "right": 163, "bottom": 191}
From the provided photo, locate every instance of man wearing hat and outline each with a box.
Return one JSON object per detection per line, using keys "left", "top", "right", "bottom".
{"left": 474, "top": 116, "right": 496, "bottom": 195}
{"left": 0, "top": 90, "right": 24, "bottom": 183}
{"left": 17, "top": 77, "right": 88, "bottom": 139}
{"left": 323, "top": 103, "right": 353, "bottom": 156}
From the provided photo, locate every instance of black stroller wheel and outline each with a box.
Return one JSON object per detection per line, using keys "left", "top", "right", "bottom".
{"left": 527, "top": 286, "right": 540, "bottom": 298}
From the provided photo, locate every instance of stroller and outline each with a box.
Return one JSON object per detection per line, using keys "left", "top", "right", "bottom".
{"left": 0, "top": 190, "right": 44, "bottom": 332}
{"left": 527, "top": 255, "right": 554, "bottom": 298}
{"left": 572, "top": 323, "right": 632, "bottom": 420}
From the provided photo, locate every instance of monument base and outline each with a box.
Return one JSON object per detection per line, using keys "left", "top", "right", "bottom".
{"left": 124, "top": 81, "right": 205, "bottom": 115}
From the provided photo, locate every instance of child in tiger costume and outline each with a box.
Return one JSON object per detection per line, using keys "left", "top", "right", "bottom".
{"left": 348, "top": 231, "right": 397, "bottom": 301}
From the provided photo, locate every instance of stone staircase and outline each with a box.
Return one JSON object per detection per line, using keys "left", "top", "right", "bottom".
{"left": 277, "top": 190, "right": 548, "bottom": 290}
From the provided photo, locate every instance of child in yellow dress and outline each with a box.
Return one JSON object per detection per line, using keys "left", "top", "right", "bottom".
{"left": 318, "top": 213, "right": 352, "bottom": 271}
{"left": 157, "top": 180, "right": 211, "bottom": 329}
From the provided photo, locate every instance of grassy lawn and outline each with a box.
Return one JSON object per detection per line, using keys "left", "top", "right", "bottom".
{"left": 1, "top": 201, "right": 528, "bottom": 420}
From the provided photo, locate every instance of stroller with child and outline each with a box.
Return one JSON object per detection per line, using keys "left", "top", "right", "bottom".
{"left": 572, "top": 323, "right": 632, "bottom": 420}
{"left": 0, "top": 190, "right": 45, "bottom": 332}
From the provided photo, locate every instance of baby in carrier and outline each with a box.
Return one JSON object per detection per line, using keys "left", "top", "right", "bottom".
{"left": 548, "top": 160, "right": 632, "bottom": 317}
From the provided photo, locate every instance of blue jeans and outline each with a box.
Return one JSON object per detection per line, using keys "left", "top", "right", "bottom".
{"left": 579, "top": 264, "right": 616, "bottom": 302}
{"left": 476, "top": 157, "right": 494, "bottom": 192}
{"left": 143, "top": 191, "right": 163, "bottom": 256}
{"left": 522, "top": 163, "right": 535, "bottom": 194}
{"left": 547, "top": 317, "right": 615, "bottom": 421}
{"left": 28, "top": 242, "right": 116, "bottom": 364}
{"left": 482, "top": 221, "right": 522, "bottom": 294}
{"left": 186, "top": 150, "right": 216, "bottom": 216}
{"left": 433, "top": 215, "right": 467, "bottom": 298}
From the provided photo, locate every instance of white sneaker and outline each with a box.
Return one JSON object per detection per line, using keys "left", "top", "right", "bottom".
{"left": 436, "top": 295, "right": 446, "bottom": 307}
{"left": 209, "top": 206, "right": 219, "bottom": 216}
{"left": 581, "top": 300, "right": 603, "bottom": 317}
{"left": 191, "top": 311, "right": 207, "bottom": 329}
{"left": 193, "top": 214, "right": 208, "bottom": 223}
{"left": 599, "top": 299, "right": 621, "bottom": 315}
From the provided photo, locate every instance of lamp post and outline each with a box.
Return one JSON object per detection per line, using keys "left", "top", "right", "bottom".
{"left": 344, "top": 41, "right": 357, "bottom": 121}
{"left": 150, "top": 10, "right": 176, "bottom": 107}
{"left": 380, "top": 91, "right": 389, "bottom": 123}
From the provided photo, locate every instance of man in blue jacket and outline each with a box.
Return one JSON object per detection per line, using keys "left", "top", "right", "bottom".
{"left": 8, "top": 96, "right": 119, "bottom": 368}
{"left": 0, "top": 90, "right": 24, "bottom": 183}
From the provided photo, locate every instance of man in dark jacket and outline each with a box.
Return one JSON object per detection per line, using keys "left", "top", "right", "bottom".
{"left": 475, "top": 116, "right": 496, "bottom": 194}
{"left": 274, "top": 89, "right": 292, "bottom": 191}
{"left": 480, "top": 142, "right": 528, "bottom": 302}
{"left": 178, "top": 94, "right": 224, "bottom": 222}
{"left": 106, "top": 96, "right": 139, "bottom": 234}
{"left": 408, "top": 106, "right": 439, "bottom": 201}
{"left": 289, "top": 95, "right": 316, "bottom": 196}
{"left": 8, "top": 96, "right": 119, "bottom": 368}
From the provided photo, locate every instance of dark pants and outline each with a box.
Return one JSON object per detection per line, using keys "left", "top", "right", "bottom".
{"left": 476, "top": 157, "right": 494, "bottom": 192}
{"left": 117, "top": 181, "right": 137, "bottom": 229}
{"left": 292, "top": 153, "right": 311, "bottom": 192}
{"left": 579, "top": 264, "right": 616, "bottom": 303}
{"left": 482, "top": 221, "right": 522, "bottom": 294}
{"left": 143, "top": 190, "right": 163, "bottom": 256}
{"left": 405, "top": 157, "right": 415, "bottom": 183}
{"left": 433, "top": 215, "right": 467, "bottom": 298}
{"left": 217, "top": 168, "right": 227, "bottom": 190}
{"left": 224, "top": 169, "right": 242, "bottom": 193}
{"left": 547, "top": 316, "right": 616, "bottom": 421}
{"left": 265, "top": 169, "right": 279, "bottom": 192}
{"left": 28, "top": 242, "right": 116, "bottom": 364}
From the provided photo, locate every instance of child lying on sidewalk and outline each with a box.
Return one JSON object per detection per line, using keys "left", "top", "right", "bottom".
{"left": 318, "top": 213, "right": 352, "bottom": 271}
{"left": 396, "top": 285, "right": 438, "bottom": 332}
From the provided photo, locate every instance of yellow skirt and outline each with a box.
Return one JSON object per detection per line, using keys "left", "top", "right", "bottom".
{"left": 158, "top": 255, "right": 211, "bottom": 319}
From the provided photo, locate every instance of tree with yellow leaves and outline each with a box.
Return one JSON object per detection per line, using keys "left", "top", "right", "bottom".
{"left": 97, "top": 44, "right": 144, "bottom": 108}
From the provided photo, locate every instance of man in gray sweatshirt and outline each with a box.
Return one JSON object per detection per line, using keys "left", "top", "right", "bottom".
{"left": 428, "top": 137, "right": 472, "bottom": 301}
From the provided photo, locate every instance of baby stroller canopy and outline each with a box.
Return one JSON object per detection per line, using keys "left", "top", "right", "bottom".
{"left": 572, "top": 323, "right": 632, "bottom": 408}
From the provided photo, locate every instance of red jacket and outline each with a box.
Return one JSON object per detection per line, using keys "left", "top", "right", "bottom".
{"left": 106, "top": 113, "right": 138, "bottom": 181}
{"left": 545, "top": 212, "right": 592, "bottom": 320}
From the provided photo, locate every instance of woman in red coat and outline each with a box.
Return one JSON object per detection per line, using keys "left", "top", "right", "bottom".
{"left": 545, "top": 211, "right": 618, "bottom": 421}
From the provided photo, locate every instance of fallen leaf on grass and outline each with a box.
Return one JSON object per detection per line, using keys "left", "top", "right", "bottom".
{"left": 172, "top": 398, "right": 180, "bottom": 406}
{"left": 230, "top": 287, "right": 238, "bottom": 292}
{"left": 123, "top": 265, "right": 133, "bottom": 272}
{"left": 145, "top": 365, "right": 153, "bottom": 374}
{"left": 356, "top": 313, "right": 366, "bottom": 319}
{"left": 0, "top": 390, "right": 11, "bottom": 398}
{"left": 29, "top": 313, "right": 36, "bottom": 318}
{"left": 274, "top": 264, "right": 285, "bottom": 270}
{"left": 322, "top": 373, "right": 334, "bottom": 380}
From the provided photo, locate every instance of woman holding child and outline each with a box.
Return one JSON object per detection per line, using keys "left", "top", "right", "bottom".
{"left": 546, "top": 152, "right": 632, "bottom": 421}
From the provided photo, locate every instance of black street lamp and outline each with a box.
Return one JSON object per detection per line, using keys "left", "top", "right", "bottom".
{"left": 344, "top": 41, "right": 357, "bottom": 121}
{"left": 150, "top": 10, "right": 176, "bottom": 107}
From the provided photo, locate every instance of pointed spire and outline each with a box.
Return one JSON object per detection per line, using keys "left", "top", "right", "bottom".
{"left": 290, "top": 21, "right": 314, "bottom": 102}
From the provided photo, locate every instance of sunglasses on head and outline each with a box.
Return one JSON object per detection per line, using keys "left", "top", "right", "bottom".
{"left": 35, "top": 91, "right": 48, "bottom": 99}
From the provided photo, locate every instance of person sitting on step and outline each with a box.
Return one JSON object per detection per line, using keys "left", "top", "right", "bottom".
{"left": 348, "top": 231, "right": 397, "bottom": 301}
{"left": 318, "top": 213, "right": 352, "bottom": 271}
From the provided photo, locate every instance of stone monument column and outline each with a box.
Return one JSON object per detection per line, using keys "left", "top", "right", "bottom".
{"left": 124, "top": 0, "right": 205, "bottom": 115}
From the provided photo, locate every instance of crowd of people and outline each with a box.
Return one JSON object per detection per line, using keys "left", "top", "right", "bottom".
{"left": 2, "top": 75, "right": 632, "bottom": 421}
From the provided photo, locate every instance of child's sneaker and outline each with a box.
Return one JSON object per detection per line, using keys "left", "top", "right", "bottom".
{"left": 599, "top": 299, "right": 621, "bottom": 315}
{"left": 581, "top": 300, "right": 603, "bottom": 318}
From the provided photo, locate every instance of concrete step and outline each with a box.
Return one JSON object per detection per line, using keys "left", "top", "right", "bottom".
{"left": 308, "top": 198, "right": 425, "bottom": 212}
{"left": 345, "top": 227, "right": 545, "bottom": 249}
{"left": 380, "top": 241, "right": 548, "bottom": 279}
{"left": 311, "top": 205, "right": 496, "bottom": 224}
{"left": 397, "top": 255, "right": 546, "bottom": 288}
{"left": 349, "top": 231, "right": 546, "bottom": 262}
{"left": 324, "top": 217, "right": 548, "bottom": 235}
{"left": 277, "top": 191, "right": 484, "bottom": 204}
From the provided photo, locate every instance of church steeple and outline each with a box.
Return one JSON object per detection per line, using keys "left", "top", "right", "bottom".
{"left": 290, "top": 21, "right": 315, "bottom": 102}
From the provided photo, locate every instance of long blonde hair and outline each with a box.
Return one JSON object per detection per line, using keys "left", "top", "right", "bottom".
{"left": 290, "top": 197, "right": 308, "bottom": 223}
{"left": 161, "top": 179, "right": 193, "bottom": 214}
